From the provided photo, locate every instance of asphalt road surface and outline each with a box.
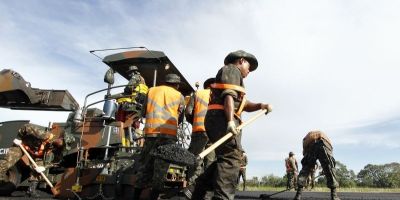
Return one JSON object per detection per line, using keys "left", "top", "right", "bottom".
{"left": 0, "top": 190, "right": 399, "bottom": 200}
{"left": 235, "top": 191, "right": 400, "bottom": 200}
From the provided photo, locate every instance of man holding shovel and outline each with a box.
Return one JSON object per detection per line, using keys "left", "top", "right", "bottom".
{"left": 0, "top": 123, "right": 63, "bottom": 197}
{"left": 192, "top": 50, "right": 272, "bottom": 200}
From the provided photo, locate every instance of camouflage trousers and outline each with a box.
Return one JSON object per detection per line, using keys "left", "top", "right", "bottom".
{"left": 0, "top": 146, "right": 23, "bottom": 176}
{"left": 305, "top": 170, "right": 316, "bottom": 189}
{"left": 237, "top": 168, "right": 246, "bottom": 191}
{"left": 0, "top": 146, "right": 42, "bottom": 182}
{"left": 186, "top": 132, "right": 215, "bottom": 186}
{"left": 297, "top": 139, "right": 339, "bottom": 189}
{"left": 286, "top": 171, "right": 297, "bottom": 189}
{"left": 134, "top": 136, "right": 176, "bottom": 190}
{"left": 192, "top": 111, "right": 242, "bottom": 200}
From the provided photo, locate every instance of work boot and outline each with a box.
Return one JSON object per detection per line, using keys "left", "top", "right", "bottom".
{"left": 27, "top": 181, "right": 40, "bottom": 198}
{"left": 331, "top": 188, "right": 341, "bottom": 200}
{"left": 293, "top": 187, "right": 303, "bottom": 200}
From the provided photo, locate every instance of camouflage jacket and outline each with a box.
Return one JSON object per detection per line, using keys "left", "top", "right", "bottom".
{"left": 209, "top": 64, "right": 245, "bottom": 111}
{"left": 302, "top": 130, "right": 333, "bottom": 155}
{"left": 18, "top": 123, "right": 52, "bottom": 151}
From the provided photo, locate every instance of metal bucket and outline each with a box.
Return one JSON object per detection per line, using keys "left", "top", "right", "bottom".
{"left": 102, "top": 100, "right": 117, "bottom": 119}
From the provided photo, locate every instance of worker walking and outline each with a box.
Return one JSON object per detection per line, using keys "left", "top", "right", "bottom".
{"left": 133, "top": 73, "right": 185, "bottom": 200}
{"left": 294, "top": 130, "right": 340, "bottom": 200}
{"left": 285, "top": 151, "right": 298, "bottom": 190}
{"left": 192, "top": 50, "right": 272, "bottom": 200}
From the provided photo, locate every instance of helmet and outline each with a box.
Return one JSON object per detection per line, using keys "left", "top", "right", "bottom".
{"left": 289, "top": 152, "right": 294, "bottom": 156}
{"left": 127, "top": 65, "right": 138, "bottom": 73}
{"left": 224, "top": 50, "right": 258, "bottom": 72}
{"left": 203, "top": 77, "right": 215, "bottom": 89}
{"left": 165, "top": 73, "right": 181, "bottom": 84}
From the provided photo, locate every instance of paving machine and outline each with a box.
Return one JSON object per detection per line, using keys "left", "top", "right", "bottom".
{"left": 0, "top": 49, "right": 194, "bottom": 199}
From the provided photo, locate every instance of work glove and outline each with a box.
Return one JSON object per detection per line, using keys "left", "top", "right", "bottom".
{"left": 227, "top": 120, "right": 239, "bottom": 135}
{"left": 35, "top": 166, "right": 46, "bottom": 173}
{"left": 261, "top": 104, "right": 273, "bottom": 114}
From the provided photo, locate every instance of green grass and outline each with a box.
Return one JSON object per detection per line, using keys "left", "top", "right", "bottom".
{"left": 243, "top": 186, "right": 400, "bottom": 193}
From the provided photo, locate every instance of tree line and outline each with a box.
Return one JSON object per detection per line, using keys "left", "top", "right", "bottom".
{"left": 246, "top": 162, "right": 400, "bottom": 188}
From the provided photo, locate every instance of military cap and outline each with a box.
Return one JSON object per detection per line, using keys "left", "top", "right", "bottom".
{"left": 224, "top": 50, "right": 258, "bottom": 71}
{"left": 165, "top": 73, "right": 181, "bottom": 84}
{"left": 127, "top": 65, "right": 139, "bottom": 73}
{"left": 203, "top": 77, "right": 215, "bottom": 89}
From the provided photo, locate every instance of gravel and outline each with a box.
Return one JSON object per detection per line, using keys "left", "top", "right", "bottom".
{"left": 150, "top": 144, "right": 197, "bottom": 166}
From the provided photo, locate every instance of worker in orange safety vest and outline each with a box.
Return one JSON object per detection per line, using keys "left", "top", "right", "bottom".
{"left": 133, "top": 73, "right": 185, "bottom": 200}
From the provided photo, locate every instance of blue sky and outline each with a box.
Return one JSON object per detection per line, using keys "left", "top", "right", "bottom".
{"left": 1, "top": 0, "right": 400, "bottom": 178}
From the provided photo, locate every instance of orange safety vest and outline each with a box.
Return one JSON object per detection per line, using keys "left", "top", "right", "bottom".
{"left": 192, "top": 89, "right": 211, "bottom": 132}
{"left": 144, "top": 85, "right": 184, "bottom": 136}
{"left": 207, "top": 83, "right": 247, "bottom": 118}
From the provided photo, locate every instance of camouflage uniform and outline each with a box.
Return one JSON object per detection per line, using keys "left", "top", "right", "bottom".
{"left": 0, "top": 124, "right": 52, "bottom": 197}
{"left": 192, "top": 64, "right": 244, "bottom": 200}
{"left": 294, "top": 131, "right": 340, "bottom": 200}
{"left": 116, "top": 66, "right": 147, "bottom": 122}
{"left": 0, "top": 124, "right": 52, "bottom": 178}
{"left": 305, "top": 163, "right": 319, "bottom": 189}
{"left": 285, "top": 154, "right": 298, "bottom": 189}
{"left": 0, "top": 146, "right": 23, "bottom": 181}
{"left": 237, "top": 152, "right": 248, "bottom": 191}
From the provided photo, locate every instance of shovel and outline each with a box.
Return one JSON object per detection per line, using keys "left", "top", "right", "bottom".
{"left": 198, "top": 109, "right": 268, "bottom": 159}
{"left": 13, "top": 139, "right": 56, "bottom": 193}
{"left": 259, "top": 187, "right": 293, "bottom": 199}
{"left": 151, "top": 109, "right": 270, "bottom": 166}
{"left": 259, "top": 174, "right": 323, "bottom": 199}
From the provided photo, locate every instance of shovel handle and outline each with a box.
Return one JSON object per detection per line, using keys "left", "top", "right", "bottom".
{"left": 13, "top": 139, "right": 55, "bottom": 188}
{"left": 198, "top": 109, "right": 268, "bottom": 159}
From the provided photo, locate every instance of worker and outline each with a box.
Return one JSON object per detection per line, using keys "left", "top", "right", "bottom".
{"left": 192, "top": 50, "right": 272, "bottom": 200}
{"left": 183, "top": 77, "right": 216, "bottom": 199}
{"left": 133, "top": 73, "right": 185, "bottom": 200}
{"left": 115, "top": 65, "right": 148, "bottom": 147}
{"left": 294, "top": 130, "right": 340, "bottom": 200}
{"left": 0, "top": 123, "right": 63, "bottom": 197}
{"left": 285, "top": 151, "right": 298, "bottom": 190}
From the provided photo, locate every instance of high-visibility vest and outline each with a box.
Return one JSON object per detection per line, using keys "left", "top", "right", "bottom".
{"left": 207, "top": 83, "right": 247, "bottom": 119}
{"left": 192, "top": 89, "right": 211, "bottom": 132}
{"left": 117, "top": 83, "right": 149, "bottom": 103}
{"left": 144, "top": 85, "right": 184, "bottom": 136}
